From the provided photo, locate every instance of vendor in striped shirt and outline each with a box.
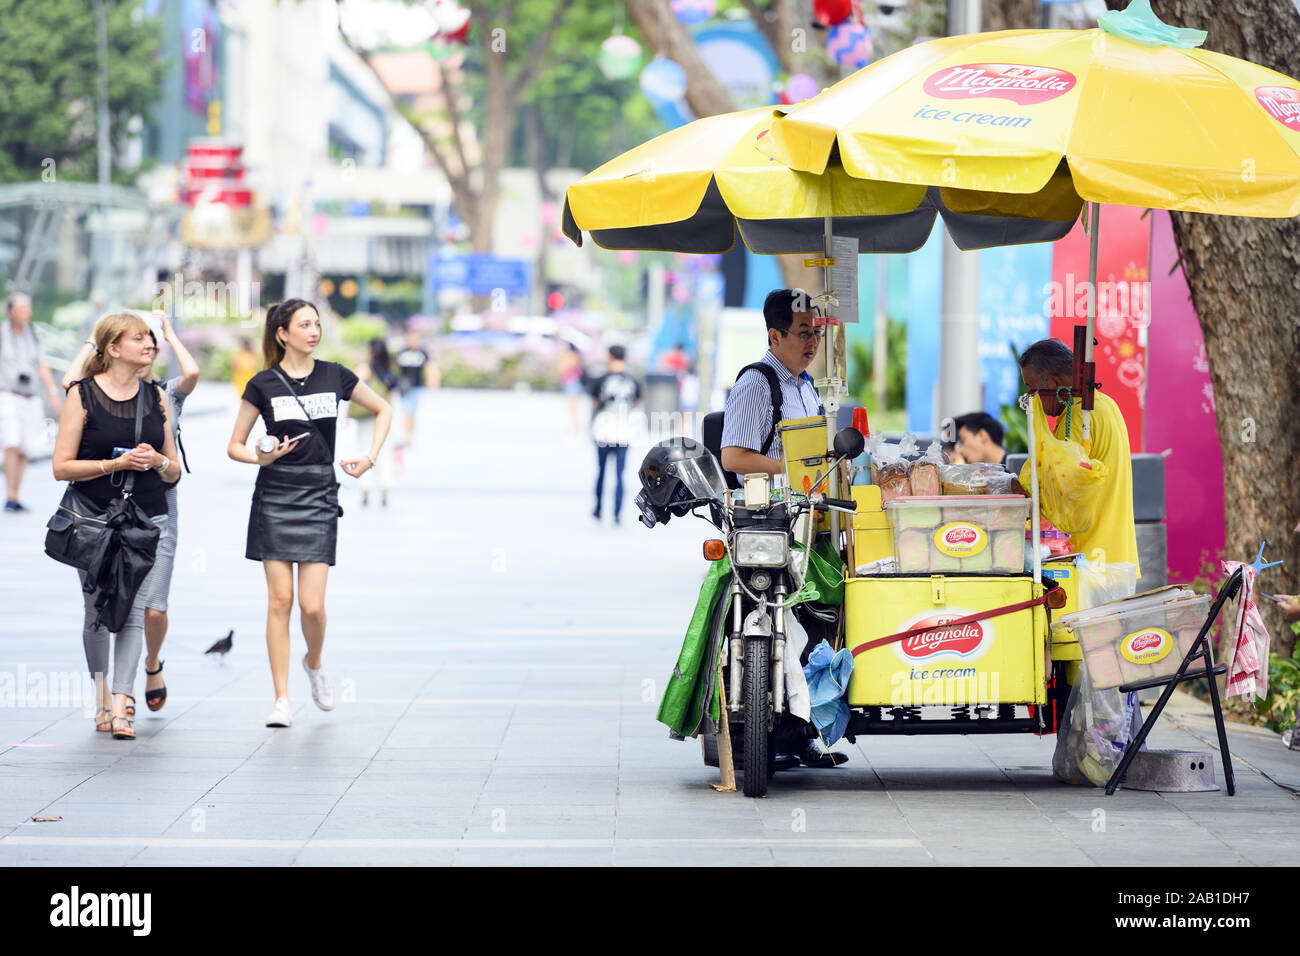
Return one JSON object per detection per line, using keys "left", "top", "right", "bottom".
{"left": 719, "top": 289, "right": 826, "bottom": 485}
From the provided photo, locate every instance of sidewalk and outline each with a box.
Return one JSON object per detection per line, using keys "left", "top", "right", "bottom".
{"left": 1, "top": 387, "right": 1296, "bottom": 866}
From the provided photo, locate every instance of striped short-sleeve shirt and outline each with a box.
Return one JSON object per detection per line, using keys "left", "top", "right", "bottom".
{"left": 720, "top": 350, "right": 823, "bottom": 480}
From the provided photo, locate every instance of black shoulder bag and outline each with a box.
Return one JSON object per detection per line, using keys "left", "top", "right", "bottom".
{"left": 270, "top": 365, "right": 344, "bottom": 517}
{"left": 45, "top": 385, "right": 162, "bottom": 605}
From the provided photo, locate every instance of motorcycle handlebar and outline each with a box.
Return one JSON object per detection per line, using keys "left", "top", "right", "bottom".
{"left": 818, "top": 497, "right": 857, "bottom": 512}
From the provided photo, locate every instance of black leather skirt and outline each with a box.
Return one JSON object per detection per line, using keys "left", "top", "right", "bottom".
{"left": 245, "top": 463, "right": 339, "bottom": 565}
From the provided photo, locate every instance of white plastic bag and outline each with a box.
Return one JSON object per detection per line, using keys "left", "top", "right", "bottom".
{"left": 1052, "top": 558, "right": 1140, "bottom": 786}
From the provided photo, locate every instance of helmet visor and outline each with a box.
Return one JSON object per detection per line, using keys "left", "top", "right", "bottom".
{"left": 674, "top": 454, "right": 727, "bottom": 503}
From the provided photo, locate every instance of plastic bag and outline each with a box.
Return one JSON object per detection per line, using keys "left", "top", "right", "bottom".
{"left": 1051, "top": 666, "right": 1144, "bottom": 787}
{"left": 1052, "top": 557, "right": 1140, "bottom": 785}
{"left": 871, "top": 433, "right": 915, "bottom": 502}
{"left": 1075, "top": 555, "right": 1138, "bottom": 609}
{"left": 940, "top": 462, "right": 990, "bottom": 496}
{"left": 802, "top": 639, "right": 854, "bottom": 747}
{"left": 1022, "top": 394, "right": 1108, "bottom": 535}
{"left": 909, "top": 441, "right": 943, "bottom": 496}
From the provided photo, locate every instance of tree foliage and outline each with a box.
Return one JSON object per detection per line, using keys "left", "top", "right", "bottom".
{"left": 0, "top": 0, "right": 163, "bottom": 184}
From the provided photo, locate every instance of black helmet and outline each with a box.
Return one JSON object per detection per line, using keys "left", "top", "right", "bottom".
{"left": 635, "top": 438, "right": 728, "bottom": 528}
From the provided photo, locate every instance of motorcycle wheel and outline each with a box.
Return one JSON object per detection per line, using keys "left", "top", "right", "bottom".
{"left": 742, "top": 637, "right": 771, "bottom": 797}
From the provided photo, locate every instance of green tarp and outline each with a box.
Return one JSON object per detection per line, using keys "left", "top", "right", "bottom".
{"left": 655, "top": 537, "right": 847, "bottom": 739}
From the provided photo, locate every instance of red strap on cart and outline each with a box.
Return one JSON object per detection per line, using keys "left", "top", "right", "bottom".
{"left": 850, "top": 593, "right": 1052, "bottom": 658}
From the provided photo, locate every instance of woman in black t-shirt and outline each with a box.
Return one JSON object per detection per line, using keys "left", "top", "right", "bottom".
{"left": 51, "top": 311, "right": 182, "bottom": 741}
{"left": 227, "top": 299, "right": 393, "bottom": 729}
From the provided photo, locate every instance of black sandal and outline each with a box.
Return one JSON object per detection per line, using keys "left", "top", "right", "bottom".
{"left": 145, "top": 660, "right": 167, "bottom": 712}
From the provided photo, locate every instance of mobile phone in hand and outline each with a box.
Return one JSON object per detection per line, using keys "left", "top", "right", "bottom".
{"left": 288, "top": 431, "right": 311, "bottom": 443}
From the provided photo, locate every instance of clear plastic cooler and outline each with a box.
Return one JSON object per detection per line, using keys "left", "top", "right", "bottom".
{"left": 884, "top": 495, "right": 1030, "bottom": 574}
{"left": 1052, "top": 587, "right": 1211, "bottom": 689}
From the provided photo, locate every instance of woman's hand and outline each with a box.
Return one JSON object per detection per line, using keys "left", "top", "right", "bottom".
{"left": 1275, "top": 594, "right": 1300, "bottom": 623}
{"left": 255, "top": 436, "right": 301, "bottom": 467}
{"left": 127, "top": 443, "right": 158, "bottom": 471}
{"left": 340, "top": 457, "right": 372, "bottom": 479}
{"left": 154, "top": 309, "right": 175, "bottom": 342}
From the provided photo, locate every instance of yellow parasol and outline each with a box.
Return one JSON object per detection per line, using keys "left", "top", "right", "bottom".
{"left": 764, "top": 0, "right": 1300, "bottom": 440}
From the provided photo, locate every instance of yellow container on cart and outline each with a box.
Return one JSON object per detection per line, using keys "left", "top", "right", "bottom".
{"left": 845, "top": 575, "right": 1048, "bottom": 707}
{"left": 849, "top": 484, "right": 894, "bottom": 565}
{"left": 778, "top": 415, "right": 835, "bottom": 531}
{"left": 1042, "top": 557, "right": 1082, "bottom": 663}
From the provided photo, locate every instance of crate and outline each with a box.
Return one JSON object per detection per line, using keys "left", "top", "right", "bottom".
{"left": 884, "top": 496, "right": 1030, "bottom": 574}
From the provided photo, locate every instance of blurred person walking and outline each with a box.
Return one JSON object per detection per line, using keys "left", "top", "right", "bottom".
{"left": 589, "top": 345, "right": 641, "bottom": 525}
{"left": 51, "top": 312, "right": 182, "bottom": 739}
{"left": 62, "top": 311, "right": 198, "bottom": 714}
{"left": 1, "top": 293, "right": 63, "bottom": 512}
{"left": 558, "top": 343, "right": 585, "bottom": 435}
{"left": 227, "top": 299, "right": 392, "bottom": 727}
{"left": 394, "top": 327, "right": 432, "bottom": 446}
{"left": 230, "top": 337, "right": 259, "bottom": 405}
{"left": 349, "top": 337, "right": 399, "bottom": 507}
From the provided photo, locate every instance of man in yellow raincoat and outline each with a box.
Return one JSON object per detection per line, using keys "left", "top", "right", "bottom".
{"left": 1017, "top": 339, "right": 1141, "bottom": 577}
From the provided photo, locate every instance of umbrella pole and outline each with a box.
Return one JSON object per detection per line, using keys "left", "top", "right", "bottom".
{"left": 1083, "top": 202, "right": 1100, "bottom": 442}
{"left": 821, "top": 216, "right": 842, "bottom": 546}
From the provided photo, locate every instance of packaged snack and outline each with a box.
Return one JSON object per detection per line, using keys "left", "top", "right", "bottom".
{"left": 991, "top": 530, "right": 1024, "bottom": 572}
{"left": 908, "top": 441, "right": 943, "bottom": 496}
{"left": 962, "top": 549, "right": 992, "bottom": 572}
{"left": 940, "top": 463, "right": 989, "bottom": 497}
{"left": 893, "top": 506, "right": 943, "bottom": 530}
{"left": 1083, "top": 648, "right": 1124, "bottom": 691}
{"left": 930, "top": 542, "right": 962, "bottom": 572}
{"left": 897, "top": 529, "right": 930, "bottom": 572}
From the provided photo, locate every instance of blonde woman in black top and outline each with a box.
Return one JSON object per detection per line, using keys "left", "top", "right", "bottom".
{"left": 51, "top": 312, "right": 181, "bottom": 740}
{"left": 227, "top": 300, "right": 392, "bottom": 728}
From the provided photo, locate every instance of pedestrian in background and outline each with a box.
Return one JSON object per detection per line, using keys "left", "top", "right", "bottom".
{"left": 394, "top": 326, "right": 431, "bottom": 446}
{"left": 230, "top": 337, "right": 258, "bottom": 407}
{"left": 349, "top": 337, "right": 399, "bottom": 507}
{"left": 589, "top": 345, "right": 641, "bottom": 525}
{"left": 227, "top": 299, "right": 392, "bottom": 728}
{"left": 1, "top": 293, "right": 63, "bottom": 512}
{"left": 558, "top": 342, "right": 585, "bottom": 435}
{"left": 63, "top": 310, "right": 198, "bottom": 715}
{"left": 51, "top": 312, "right": 181, "bottom": 740}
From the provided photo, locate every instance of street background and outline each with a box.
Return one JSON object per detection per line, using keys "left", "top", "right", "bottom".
{"left": 0, "top": 387, "right": 1296, "bottom": 866}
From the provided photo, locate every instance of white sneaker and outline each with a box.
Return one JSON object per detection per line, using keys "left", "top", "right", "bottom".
{"left": 302, "top": 655, "right": 336, "bottom": 711}
{"left": 266, "top": 697, "right": 292, "bottom": 727}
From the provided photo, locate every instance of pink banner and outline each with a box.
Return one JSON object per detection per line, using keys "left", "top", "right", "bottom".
{"left": 1048, "top": 206, "right": 1149, "bottom": 452}
{"left": 1145, "top": 210, "right": 1224, "bottom": 584}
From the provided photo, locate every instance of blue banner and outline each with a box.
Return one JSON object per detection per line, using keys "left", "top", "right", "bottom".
{"left": 428, "top": 253, "right": 532, "bottom": 298}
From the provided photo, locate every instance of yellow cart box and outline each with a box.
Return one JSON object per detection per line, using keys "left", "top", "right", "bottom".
{"left": 1042, "top": 557, "right": 1082, "bottom": 663}
{"left": 845, "top": 575, "right": 1047, "bottom": 707}
{"left": 850, "top": 484, "right": 894, "bottom": 565}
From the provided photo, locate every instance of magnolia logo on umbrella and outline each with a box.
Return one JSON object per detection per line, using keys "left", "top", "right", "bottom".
{"left": 898, "top": 613, "right": 989, "bottom": 660}
{"left": 923, "top": 63, "right": 1077, "bottom": 106}
{"left": 1255, "top": 86, "right": 1300, "bottom": 130}
{"left": 1119, "top": 627, "right": 1173, "bottom": 665}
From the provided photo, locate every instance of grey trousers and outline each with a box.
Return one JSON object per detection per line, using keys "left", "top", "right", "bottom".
{"left": 78, "top": 514, "right": 168, "bottom": 697}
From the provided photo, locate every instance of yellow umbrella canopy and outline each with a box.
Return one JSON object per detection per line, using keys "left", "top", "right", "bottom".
{"left": 562, "top": 106, "right": 1083, "bottom": 255}
{"left": 767, "top": 18, "right": 1300, "bottom": 217}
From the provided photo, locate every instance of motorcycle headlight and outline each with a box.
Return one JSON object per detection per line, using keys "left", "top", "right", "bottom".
{"left": 733, "top": 530, "right": 788, "bottom": 568}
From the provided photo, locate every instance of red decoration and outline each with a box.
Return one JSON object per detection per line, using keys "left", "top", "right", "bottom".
{"left": 813, "top": 0, "right": 853, "bottom": 27}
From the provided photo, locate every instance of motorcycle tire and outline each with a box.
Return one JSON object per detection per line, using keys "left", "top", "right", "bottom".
{"left": 742, "top": 637, "right": 771, "bottom": 797}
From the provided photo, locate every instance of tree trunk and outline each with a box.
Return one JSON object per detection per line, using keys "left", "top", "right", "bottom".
{"left": 981, "top": 0, "right": 1040, "bottom": 31}
{"left": 623, "top": 0, "right": 738, "bottom": 118}
{"left": 1105, "top": 0, "right": 1300, "bottom": 656}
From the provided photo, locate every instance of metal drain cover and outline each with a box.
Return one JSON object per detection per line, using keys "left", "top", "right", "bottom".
{"left": 1120, "top": 749, "right": 1219, "bottom": 792}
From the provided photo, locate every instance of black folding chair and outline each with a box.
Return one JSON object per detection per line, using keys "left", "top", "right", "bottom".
{"left": 1104, "top": 567, "right": 1243, "bottom": 796}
